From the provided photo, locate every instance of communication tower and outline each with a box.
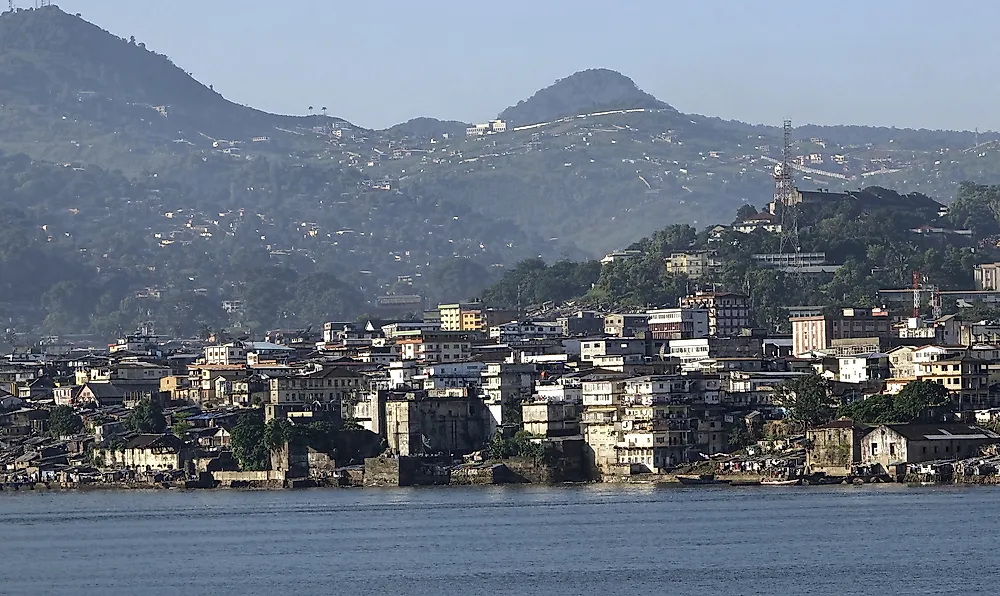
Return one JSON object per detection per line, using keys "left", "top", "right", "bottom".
{"left": 775, "top": 119, "right": 800, "bottom": 255}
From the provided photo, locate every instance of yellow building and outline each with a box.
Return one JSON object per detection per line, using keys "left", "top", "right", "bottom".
{"left": 437, "top": 302, "right": 517, "bottom": 332}
{"left": 665, "top": 251, "right": 722, "bottom": 279}
{"left": 915, "top": 356, "right": 991, "bottom": 409}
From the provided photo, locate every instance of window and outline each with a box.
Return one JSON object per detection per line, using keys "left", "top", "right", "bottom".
{"left": 871, "top": 443, "right": 878, "bottom": 456}
{"left": 889, "top": 444, "right": 896, "bottom": 457}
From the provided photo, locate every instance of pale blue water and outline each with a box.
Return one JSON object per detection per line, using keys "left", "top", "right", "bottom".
{"left": 0, "top": 484, "right": 998, "bottom": 595}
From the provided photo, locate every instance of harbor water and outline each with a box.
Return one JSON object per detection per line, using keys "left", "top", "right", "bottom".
{"left": 1, "top": 484, "right": 998, "bottom": 595}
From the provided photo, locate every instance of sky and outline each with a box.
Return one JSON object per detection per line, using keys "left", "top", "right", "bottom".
{"left": 52, "top": 0, "right": 1000, "bottom": 131}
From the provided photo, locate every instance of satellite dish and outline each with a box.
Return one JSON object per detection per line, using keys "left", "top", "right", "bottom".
{"left": 773, "top": 163, "right": 786, "bottom": 178}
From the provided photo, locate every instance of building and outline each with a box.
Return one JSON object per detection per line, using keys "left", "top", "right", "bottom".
{"left": 680, "top": 292, "right": 750, "bottom": 337}
{"left": 603, "top": 314, "right": 649, "bottom": 337}
{"left": 268, "top": 367, "right": 362, "bottom": 407}
{"left": 914, "top": 355, "right": 991, "bottom": 409}
{"left": 806, "top": 419, "right": 870, "bottom": 476}
{"left": 522, "top": 402, "right": 580, "bottom": 437}
{"left": 580, "top": 338, "right": 648, "bottom": 364}
{"left": 99, "top": 434, "right": 192, "bottom": 472}
{"left": 204, "top": 343, "right": 246, "bottom": 366}
{"left": 894, "top": 315, "right": 961, "bottom": 345}
{"left": 665, "top": 250, "right": 722, "bottom": 279}
{"left": 790, "top": 307, "right": 892, "bottom": 357}
{"left": 733, "top": 212, "right": 782, "bottom": 234}
{"left": 863, "top": 424, "right": 1000, "bottom": 471}
{"left": 557, "top": 311, "right": 605, "bottom": 337}
{"left": 837, "top": 353, "right": 889, "bottom": 384}
{"left": 383, "top": 388, "right": 488, "bottom": 456}
{"left": 413, "top": 361, "right": 485, "bottom": 390}
{"left": 752, "top": 252, "right": 841, "bottom": 274}
{"left": 489, "top": 321, "right": 562, "bottom": 342}
{"left": 465, "top": 120, "right": 507, "bottom": 137}
{"left": 887, "top": 345, "right": 919, "bottom": 380}
{"left": 617, "top": 376, "right": 697, "bottom": 471}
{"left": 437, "top": 302, "right": 517, "bottom": 333}
{"left": 580, "top": 373, "right": 627, "bottom": 476}
{"left": 600, "top": 250, "right": 642, "bottom": 265}
{"left": 482, "top": 362, "right": 537, "bottom": 435}
{"left": 394, "top": 330, "right": 475, "bottom": 363}
{"left": 975, "top": 263, "right": 1000, "bottom": 291}
{"left": 647, "top": 308, "right": 709, "bottom": 340}
{"left": 668, "top": 336, "right": 763, "bottom": 371}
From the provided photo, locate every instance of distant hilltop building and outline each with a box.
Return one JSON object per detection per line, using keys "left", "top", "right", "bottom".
{"left": 466, "top": 120, "right": 507, "bottom": 137}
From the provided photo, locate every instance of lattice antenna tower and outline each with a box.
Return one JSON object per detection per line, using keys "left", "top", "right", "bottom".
{"left": 776, "top": 119, "right": 800, "bottom": 256}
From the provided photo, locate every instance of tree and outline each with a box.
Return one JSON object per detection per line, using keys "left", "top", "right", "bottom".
{"left": 839, "top": 381, "right": 952, "bottom": 424}
{"left": 775, "top": 374, "right": 836, "bottom": 427}
{"left": 48, "top": 405, "right": 83, "bottom": 437}
{"left": 231, "top": 410, "right": 269, "bottom": 471}
{"left": 127, "top": 398, "right": 167, "bottom": 433}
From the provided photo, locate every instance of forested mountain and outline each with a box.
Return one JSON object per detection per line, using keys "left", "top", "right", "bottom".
{"left": 2, "top": 6, "right": 1000, "bottom": 339}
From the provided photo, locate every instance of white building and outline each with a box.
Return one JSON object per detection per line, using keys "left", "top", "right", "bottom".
{"left": 489, "top": 321, "right": 562, "bottom": 342}
{"left": 837, "top": 353, "right": 890, "bottom": 384}
{"left": 646, "top": 308, "right": 709, "bottom": 340}
{"left": 414, "top": 361, "right": 486, "bottom": 390}
{"left": 580, "top": 338, "right": 647, "bottom": 364}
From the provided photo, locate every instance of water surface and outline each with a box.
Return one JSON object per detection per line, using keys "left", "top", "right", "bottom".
{"left": 0, "top": 484, "right": 996, "bottom": 595}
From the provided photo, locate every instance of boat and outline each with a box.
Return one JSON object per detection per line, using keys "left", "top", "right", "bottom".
{"left": 760, "top": 478, "right": 802, "bottom": 486}
{"left": 728, "top": 480, "right": 762, "bottom": 487}
{"left": 675, "top": 474, "right": 731, "bottom": 486}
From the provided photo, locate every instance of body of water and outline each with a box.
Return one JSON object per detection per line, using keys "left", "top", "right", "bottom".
{"left": 0, "top": 484, "right": 997, "bottom": 595}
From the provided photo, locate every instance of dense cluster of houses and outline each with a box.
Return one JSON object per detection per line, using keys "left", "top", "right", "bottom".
{"left": 7, "top": 295, "right": 1000, "bottom": 486}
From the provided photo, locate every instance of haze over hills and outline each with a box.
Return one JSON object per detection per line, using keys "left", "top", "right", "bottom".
{"left": 3, "top": 5, "right": 1000, "bottom": 337}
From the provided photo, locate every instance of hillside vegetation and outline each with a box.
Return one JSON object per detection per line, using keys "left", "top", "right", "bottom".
{"left": 1, "top": 7, "right": 1000, "bottom": 338}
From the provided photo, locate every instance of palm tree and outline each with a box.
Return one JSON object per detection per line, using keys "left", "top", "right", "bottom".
{"left": 307, "top": 106, "right": 314, "bottom": 116}
{"left": 321, "top": 106, "right": 328, "bottom": 117}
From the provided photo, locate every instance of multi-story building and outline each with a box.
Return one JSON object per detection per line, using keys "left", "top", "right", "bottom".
{"left": 887, "top": 345, "right": 919, "bottom": 380}
{"left": 557, "top": 311, "right": 605, "bottom": 337}
{"left": 267, "top": 367, "right": 363, "bottom": 409}
{"left": 383, "top": 388, "right": 488, "bottom": 456}
{"left": 647, "top": 308, "right": 709, "bottom": 340}
{"left": 616, "top": 376, "right": 696, "bottom": 471}
{"left": 837, "top": 353, "right": 890, "bottom": 384}
{"left": 680, "top": 292, "right": 750, "bottom": 337}
{"left": 603, "top": 314, "right": 649, "bottom": 337}
{"left": 975, "top": 263, "right": 1000, "bottom": 291}
{"left": 489, "top": 321, "right": 563, "bottom": 342}
{"left": 394, "top": 330, "right": 474, "bottom": 363}
{"left": 790, "top": 307, "right": 892, "bottom": 357}
{"left": 665, "top": 250, "right": 722, "bottom": 279}
{"left": 204, "top": 343, "right": 247, "bottom": 366}
{"left": 915, "top": 356, "right": 991, "bottom": 410}
{"left": 580, "top": 338, "right": 648, "bottom": 364}
{"left": 438, "top": 302, "right": 517, "bottom": 333}
{"left": 521, "top": 402, "right": 580, "bottom": 437}
{"left": 413, "top": 361, "right": 485, "bottom": 390}
{"left": 668, "top": 336, "right": 763, "bottom": 371}
{"left": 482, "top": 362, "right": 537, "bottom": 435}
{"left": 580, "top": 373, "right": 628, "bottom": 476}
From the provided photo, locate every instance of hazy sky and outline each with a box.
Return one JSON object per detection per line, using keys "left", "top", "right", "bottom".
{"left": 54, "top": 0, "right": 1000, "bottom": 131}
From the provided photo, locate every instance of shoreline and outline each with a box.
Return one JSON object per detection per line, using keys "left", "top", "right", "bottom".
{"left": 3, "top": 476, "right": 996, "bottom": 494}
